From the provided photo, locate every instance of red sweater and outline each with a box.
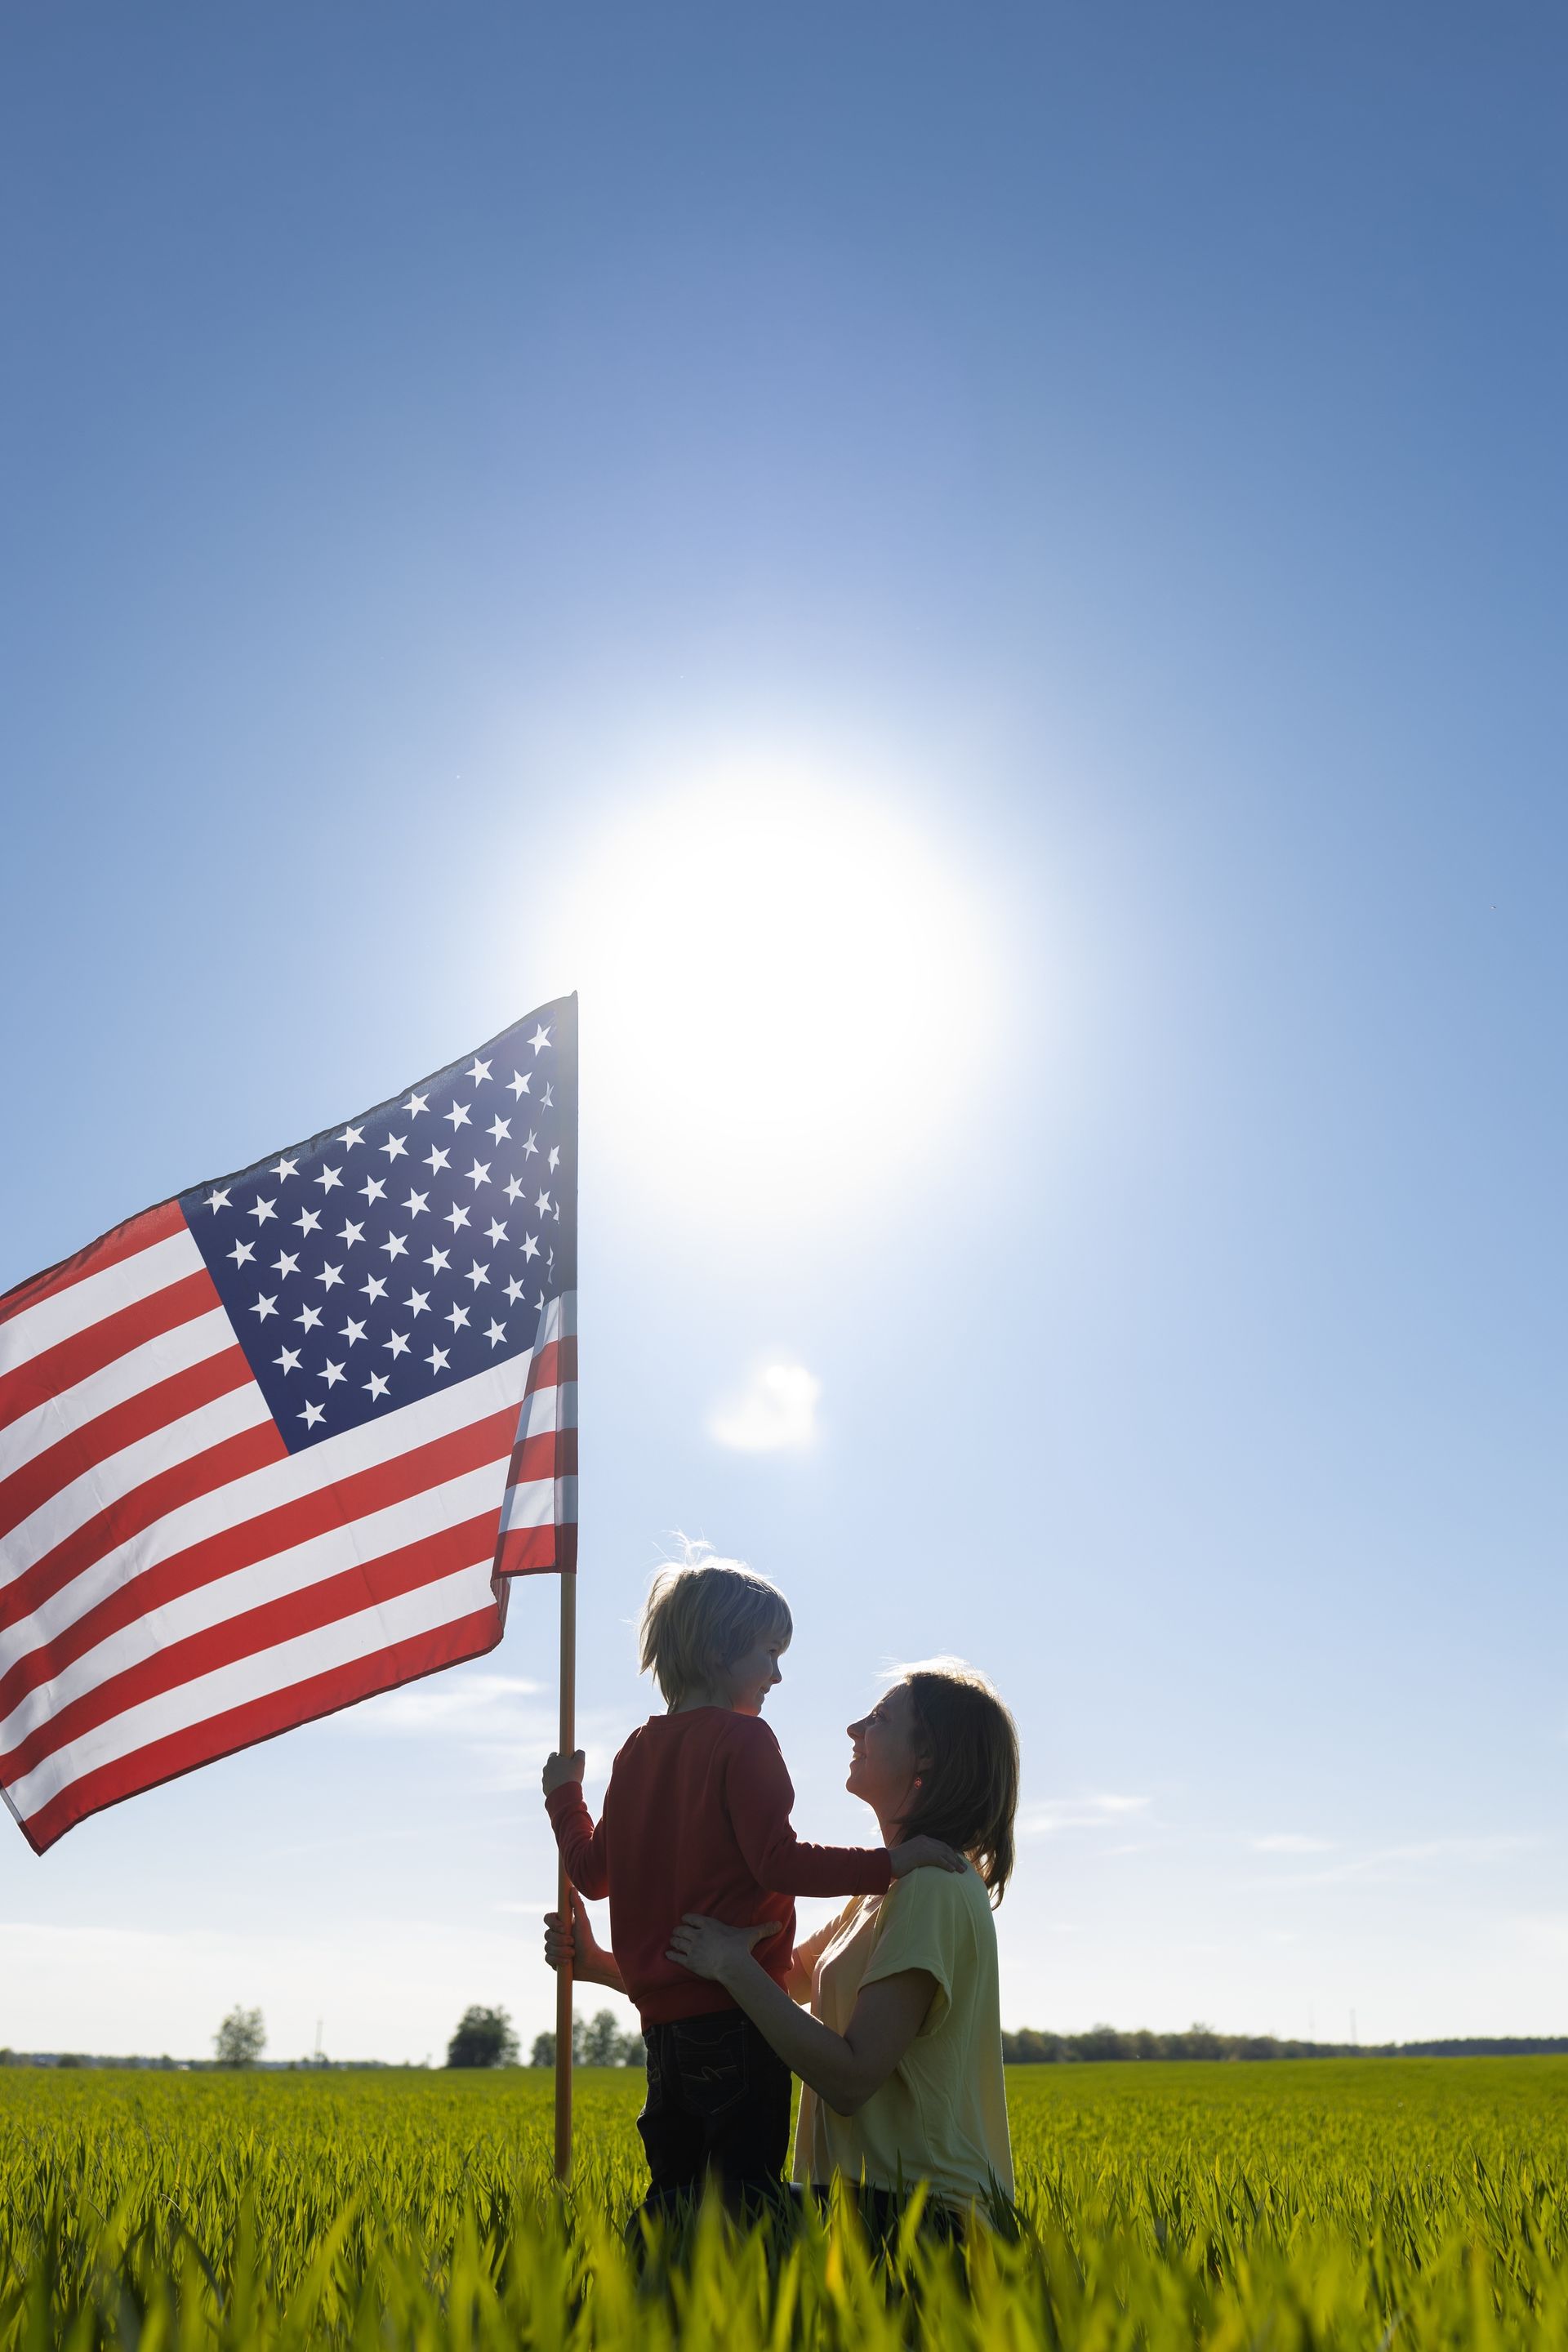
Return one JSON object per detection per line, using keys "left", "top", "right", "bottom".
{"left": 546, "top": 1708, "right": 893, "bottom": 2025}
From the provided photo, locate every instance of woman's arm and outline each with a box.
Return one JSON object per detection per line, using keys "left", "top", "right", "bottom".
{"left": 544, "top": 1890, "right": 628, "bottom": 1998}
{"left": 724, "top": 1725, "right": 964, "bottom": 1896}
{"left": 667, "top": 1915, "right": 934, "bottom": 2115}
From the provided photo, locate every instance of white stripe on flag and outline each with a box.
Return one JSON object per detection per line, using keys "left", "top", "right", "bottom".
{"left": 1, "top": 1312, "right": 236, "bottom": 1482}
{"left": 499, "top": 1470, "right": 579, "bottom": 1537}
{"left": 499, "top": 1478, "right": 555, "bottom": 1535}
{"left": 7, "top": 1558, "right": 499, "bottom": 1819}
{"left": 2, "top": 1354, "right": 531, "bottom": 1665}
{"left": 3, "top": 1382, "right": 274, "bottom": 1583}
{"left": 512, "top": 1379, "right": 576, "bottom": 1439}
{"left": 0, "top": 1230, "right": 205, "bottom": 1377}
{"left": 0, "top": 1458, "right": 511, "bottom": 1753}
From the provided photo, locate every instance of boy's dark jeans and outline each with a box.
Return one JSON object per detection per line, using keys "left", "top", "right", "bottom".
{"left": 638, "top": 2011, "right": 793, "bottom": 2212}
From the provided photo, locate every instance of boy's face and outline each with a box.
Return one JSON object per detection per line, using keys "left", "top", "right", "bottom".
{"left": 718, "top": 1634, "right": 786, "bottom": 1716}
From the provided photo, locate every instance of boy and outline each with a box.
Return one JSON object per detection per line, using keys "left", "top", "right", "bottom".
{"left": 541, "top": 1548, "right": 962, "bottom": 2212}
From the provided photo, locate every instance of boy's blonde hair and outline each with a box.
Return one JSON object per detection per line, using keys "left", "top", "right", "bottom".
{"left": 638, "top": 1540, "right": 793, "bottom": 1706}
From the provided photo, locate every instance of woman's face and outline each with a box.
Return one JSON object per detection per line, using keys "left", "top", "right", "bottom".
{"left": 845, "top": 1681, "right": 926, "bottom": 1824}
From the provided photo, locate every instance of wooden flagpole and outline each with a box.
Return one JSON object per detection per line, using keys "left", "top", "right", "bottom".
{"left": 553, "top": 1565, "right": 577, "bottom": 2181}
{"left": 552, "top": 988, "right": 580, "bottom": 2185}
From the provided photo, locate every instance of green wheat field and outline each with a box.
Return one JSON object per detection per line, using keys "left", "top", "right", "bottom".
{"left": 3, "top": 2058, "right": 1566, "bottom": 2349}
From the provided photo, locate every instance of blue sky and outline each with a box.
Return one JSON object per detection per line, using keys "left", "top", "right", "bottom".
{"left": 1, "top": 2, "right": 1563, "bottom": 2061}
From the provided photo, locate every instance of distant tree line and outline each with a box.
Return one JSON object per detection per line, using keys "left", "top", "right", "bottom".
{"left": 1391, "top": 2038, "right": 1568, "bottom": 2058}
{"left": 443, "top": 2004, "right": 643, "bottom": 2069}
{"left": 1002, "top": 2026, "right": 1568, "bottom": 2063}
{"left": 529, "top": 2010, "right": 644, "bottom": 2068}
{"left": 447, "top": 2007, "right": 519, "bottom": 2068}
{"left": 8, "top": 2025, "right": 1562, "bottom": 2074}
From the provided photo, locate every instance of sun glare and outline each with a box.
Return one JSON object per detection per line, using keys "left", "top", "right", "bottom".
{"left": 538, "top": 759, "right": 1000, "bottom": 1227}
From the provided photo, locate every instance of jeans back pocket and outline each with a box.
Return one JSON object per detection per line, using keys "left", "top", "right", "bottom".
{"left": 672, "top": 2016, "right": 749, "bottom": 2120}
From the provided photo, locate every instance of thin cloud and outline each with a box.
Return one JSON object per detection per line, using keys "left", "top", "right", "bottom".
{"left": 336, "top": 1673, "right": 544, "bottom": 1736}
{"left": 327, "top": 1671, "right": 592, "bottom": 1794}
{"left": 1019, "top": 1795, "right": 1150, "bottom": 1839}
{"left": 1251, "top": 1833, "right": 1337, "bottom": 1854}
{"left": 708, "top": 1361, "right": 822, "bottom": 1452}
{"left": 336, "top": 1674, "right": 625, "bottom": 1797}
{"left": 1257, "top": 1833, "right": 1545, "bottom": 1889}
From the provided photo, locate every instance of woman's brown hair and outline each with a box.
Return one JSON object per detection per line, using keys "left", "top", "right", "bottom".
{"left": 895, "top": 1659, "right": 1019, "bottom": 1904}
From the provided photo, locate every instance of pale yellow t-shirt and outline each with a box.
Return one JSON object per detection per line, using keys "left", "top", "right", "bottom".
{"left": 791, "top": 1865, "right": 1013, "bottom": 2211}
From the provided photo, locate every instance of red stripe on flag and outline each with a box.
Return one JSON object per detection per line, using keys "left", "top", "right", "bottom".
{"left": 524, "top": 1336, "right": 577, "bottom": 1396}
{"left": 0, "top": 1270, "right": 221, "bottom": 1437}
{"left": 494, "top": 1521, "right": 577, "bottom": 1577}
{"left": 0, "top": 1201, "right": 189, "bottom": 1328}
{"left": 18, "top": 1603, "right": 505, "bottom": 1855}
{"left": 0, "top": 1405, "right": 519, "bottom": 1722}
{"left": 0, "top": 1512, "right": 501, "bottom": 1784}
{"left": 0, "top": 1349, "right": 255, "bottom": 1543}
{"left": 0, "top": 1423, "right": 288, "bottom": 1638}
{"left": 503, "top": 1424, "right": 578, "bottom": 1491}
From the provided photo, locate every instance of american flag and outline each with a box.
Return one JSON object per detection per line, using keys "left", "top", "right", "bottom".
{"left": 0, "top": 996, "right": 577, "bottom": 1855}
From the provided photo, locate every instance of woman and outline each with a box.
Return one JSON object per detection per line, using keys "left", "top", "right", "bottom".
{"left": 546, "top": 1657, "right": 1018, "bottom": 2228}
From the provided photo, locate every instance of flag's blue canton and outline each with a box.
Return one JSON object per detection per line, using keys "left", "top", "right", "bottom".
{"left": 179, "top": 999, "right": 577, "bottom": 1455}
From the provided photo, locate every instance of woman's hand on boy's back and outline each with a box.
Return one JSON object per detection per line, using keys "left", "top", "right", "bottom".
{"left": 541, "top": 1749, "right": 586, "bottom": 1797}
{"left": 666, "top": 1913, "right": 782, "bottom": 1988}
{"left": 889, "top": 1834, "right": 968, "bottom": 1878}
